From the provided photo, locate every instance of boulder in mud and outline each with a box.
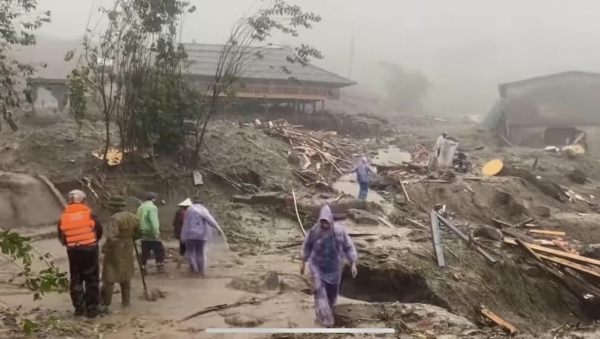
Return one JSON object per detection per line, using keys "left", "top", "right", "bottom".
{"left": 568, "top": 169, "right": 587, "bottom": 185}
{"left": 224, "top": 314, "right": 265, "bottom": 327}
{"left": 474, "top": 225, "right": 503, "bottom": 241}
{"left": 370, "top": 175, "right": 397, "bottom": 190}
{"left": 394, "top": 194, "right": 407, "bottom": 206}
{"left": 348, "top": 209, "right": 379, "bottom": 225}
{"left": 530, "top": 205, "right": 551, "bottom": 218}
{"left": 261, "top": 271, "right": 280, "bottom": 290}
{"left": 287, "top": 151, "right": 301, "bottom": 166}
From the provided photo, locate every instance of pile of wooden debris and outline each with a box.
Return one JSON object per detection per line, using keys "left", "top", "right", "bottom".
{"left": 263, "top": 120, "right": 354, "bottom": 184}
{"left": 487, "top": 217, "right": 600, "bottom": 312}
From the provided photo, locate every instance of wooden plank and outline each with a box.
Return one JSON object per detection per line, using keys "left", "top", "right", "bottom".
{"left": 430, "top": 211, "right": 446, "bottom": 268}
{"left": 527, "top": 242, "right": 600, "bottom": 267}
{"left": 481, "top": 306, "right": 519, "bottom": 335}
{"left": 406, "top": 218, "right": 428, "bottom": 230}
{"left": 514, "top": 217, "right": 534, "bottom": 228}
{"left": 491, "top": 218, "right": 513, "bottom": 228}
{"left": 529, "top": 229, "right": 566, "bottom": 236}
{"left": 505, "top": 237, "right": 562, "bottom": 247}
{"left": 538, "top": 254, "right": 600, "bottom": 279}
{"left": 515, "top": 238, "right": 542, "bottom": 262}
{"left": 378, "top": 217, "right": 394, "bottom": 229}
{"left": 553, "top": 240, "right": 578, "bottom": 255}
{"left": 291, "top": 190, "right": 306, "bottom": 236}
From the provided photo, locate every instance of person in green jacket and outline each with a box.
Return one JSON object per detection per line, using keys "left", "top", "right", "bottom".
{"left": 137, "top": 192, "right": 165, "bottom": 274}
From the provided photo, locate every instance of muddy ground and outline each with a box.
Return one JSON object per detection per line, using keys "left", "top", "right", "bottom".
{"left": 1, "top": 111, "right": 600, "bottom": 338}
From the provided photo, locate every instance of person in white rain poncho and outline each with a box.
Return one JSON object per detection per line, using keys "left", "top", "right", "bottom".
{"left": 181, "top": 196, "right": 228, "bottom": 277}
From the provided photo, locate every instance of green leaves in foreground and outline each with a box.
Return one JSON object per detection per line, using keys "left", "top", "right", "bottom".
{"left": 0, "top": 230, "right": 68, "bottom": 300}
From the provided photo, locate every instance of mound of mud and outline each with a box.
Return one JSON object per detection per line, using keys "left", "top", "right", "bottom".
{"left": 0, "top": 171, "right": 65, "bottom": 228}
{"left": 0, "top": 119, "right": 109, "bottom": 182}
{"left": 199, "top": 120, "right": 301, "bottom": 191}
{"left": 334, "top": 302, "right": 480, "bottom": 337}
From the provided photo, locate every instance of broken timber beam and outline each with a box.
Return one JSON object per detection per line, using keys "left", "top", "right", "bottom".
{"left": 430, "top": 210, "right": 445, "bottom": 268}
{"left": 378, "top": 217, "right": 395, "bottom": 228}
{"left": 529, "top": 229, "right": 566, "bottom": 237}
{"left": 480, "top": 305, "right": 518, "bottom": 336}
{"left": 491, "top": 218, "right": 513, "bottom": 229}
{"left": 515, "top": 238, "right": 542, "bottom": 262}
{"left": 437, "top": 214, "right": 497, "bottom": 264}
{"left": 291, "top": 189, "right": 306, "bottom": 236}
{"left": 538, "top": 254, "right": 600, "bottom": 279}
{"left": 507, "top": 240, "right": 600, "bottom": 267}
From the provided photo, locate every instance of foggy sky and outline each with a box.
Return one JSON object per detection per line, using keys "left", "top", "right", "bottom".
{"left": 39, "top": 0, "right": 600, "bottom": 116}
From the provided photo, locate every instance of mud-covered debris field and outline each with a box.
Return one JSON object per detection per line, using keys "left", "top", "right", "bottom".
{"left": 3, "top": 112, "right": 600, "bottom": 339}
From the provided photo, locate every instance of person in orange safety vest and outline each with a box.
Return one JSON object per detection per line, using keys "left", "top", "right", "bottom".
{"left": 57, "top": 189, "right": 104, "bottom": 318}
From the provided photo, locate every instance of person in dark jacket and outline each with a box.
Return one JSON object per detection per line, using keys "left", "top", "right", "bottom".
{"left": 57, "top": 190, "right": 104, "bottom": 318}
{"left": 173, "top": 198, "right": 192, "bottom": 257}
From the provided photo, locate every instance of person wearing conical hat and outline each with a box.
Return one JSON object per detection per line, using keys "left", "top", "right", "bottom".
{"left": 100, "top": 195, "right": 140, "bottom": 312}
{"left": 181, "top": 195, "right": 227, "bottom": 277}
{"left": 173, "top": 198, "right": 192, "bottom": 258}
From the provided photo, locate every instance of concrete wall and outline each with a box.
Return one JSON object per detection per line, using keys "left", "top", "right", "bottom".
{"left": 0, "top": 172, "right": 64, "bottom": 229}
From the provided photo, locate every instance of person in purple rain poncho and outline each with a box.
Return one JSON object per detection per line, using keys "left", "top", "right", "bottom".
{"left": 301, "top": 205, "right": 358, "bottom": 328}
{"left": 352, "top": 157, "right": 374, "bottom": 200}
{"left": 181, "top": 196, "right": 227, "bottom": 277}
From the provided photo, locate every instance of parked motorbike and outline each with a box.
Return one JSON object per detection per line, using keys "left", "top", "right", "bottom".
{"left": 453, "top": 152, "right": 472, "bottom": 173}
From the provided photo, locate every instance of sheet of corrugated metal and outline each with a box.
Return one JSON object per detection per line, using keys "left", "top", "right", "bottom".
{"left": 480, "top": 98, "right": 506, "bottom": 131}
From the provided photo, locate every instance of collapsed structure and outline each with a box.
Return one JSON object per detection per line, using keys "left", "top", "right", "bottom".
{"left": 482, "top": 70, "right": 600, "bottom": 155}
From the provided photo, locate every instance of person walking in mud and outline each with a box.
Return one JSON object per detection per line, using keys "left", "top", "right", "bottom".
{"left": 434, "top": 132, "right": 448, "bottom": 157}
{"left": 300, "top": 205, "right": 358, "bottom": 328}
{"left": 181, "top": 196, "right": 228, "bottom": 277}
{"left": 100, "top": 195, "right": 140, "bottom": 312}
{"left": 173, "top": 198, "right": 192, "bottom": 266}
{"left": 138, "top": 192, "right": 166, "bottom": 274}
{"left": 352, "top": 157, "right": 374, "bottom": 200}
{"left": 58, "top": 190, "right": 104, "bottom": 318}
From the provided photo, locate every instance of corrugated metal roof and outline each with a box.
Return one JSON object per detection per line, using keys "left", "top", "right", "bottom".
{"left": 499, "top": 70, "right": 600, "bottom": 95}
{"left": 182, "top": 43, "right": 356, "bottom": 87}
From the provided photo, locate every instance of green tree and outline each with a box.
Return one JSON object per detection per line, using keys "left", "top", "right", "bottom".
{"left": 193, "top": 0, "right": 323, "bottom": 154}
{"left": 379, "top": 62, "right": 430, "bottom": 113}
{"left": 67, "top": 0, "right": 199, "bottom": 165}
{"left": 68, "top": 0, "right": 323, "bottom": 168}
{"left": 0, "top": 1, "right": 68, "bottom": 332}
{"left": 0, "top": 0, "right": 50, "bottom": 131}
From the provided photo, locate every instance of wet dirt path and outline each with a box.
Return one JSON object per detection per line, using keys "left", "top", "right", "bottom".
{"left": 1, "top": 213, "right": 409, "bottom": 339}
{"left": 0, "top": 239, "right": 323, "bottom": 339}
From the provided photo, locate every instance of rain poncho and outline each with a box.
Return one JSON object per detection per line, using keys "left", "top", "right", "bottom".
{"left": 354, "top": 157, "right": 373, "bottom": 184}
{"left": 302, "top": 205, "right": 357, "bottom": 327}
{"left": 181, "top": 203, "right": 224, "bottom": 274}
{"left": 181, "top": 204, "right": 221, "bottom": 242}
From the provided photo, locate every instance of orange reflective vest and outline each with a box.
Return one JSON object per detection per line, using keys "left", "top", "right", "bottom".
{"left": 60, "top": 203, "right": 97, "bottom": 248}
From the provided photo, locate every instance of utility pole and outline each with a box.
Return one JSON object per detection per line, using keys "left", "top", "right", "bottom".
{"left": 348, "top": 35, "right": 354, "bottom": 79}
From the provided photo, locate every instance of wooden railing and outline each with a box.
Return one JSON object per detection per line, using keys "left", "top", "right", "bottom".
{"left": 194, "top": 80, "right": 340, "bottom": 100}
